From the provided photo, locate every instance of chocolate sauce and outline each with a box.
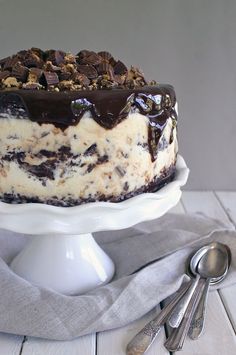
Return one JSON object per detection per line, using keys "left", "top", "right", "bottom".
{"left": 0, "top": 84, "right": 177, "bottom": 161}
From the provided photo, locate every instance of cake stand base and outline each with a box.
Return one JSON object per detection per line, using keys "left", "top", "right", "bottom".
{"left": 10, "top": 233, "right": 115, "bottom": 295}
{"left": 1, "top": 155, "right": 189, "bottom": 295}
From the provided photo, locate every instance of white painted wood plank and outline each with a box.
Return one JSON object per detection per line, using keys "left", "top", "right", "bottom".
{"left": 215, "top": 191, "right": 236, "bottom": 334}
{"left": 97, "top": 306, "right": 169, "bottom": 355}
{"left": 178, "top": 191, "right": 236, "bottom": 354}
{"left": 219, "top": 285, "right": 236, "bottom": 333}
{"left": 181, "top": 191, "right": 233, "bottom": 227}
{"left": 0, "top": 333, "right": 24, "bottom": 355}
{"left": 172, "top": 291, "right": 236, "bottom": 355}
{"left": 215, "top": 191, "right": 236, "bottom": 227}
{"left": 21, "top": 334, "right": 96, "bottom": 355}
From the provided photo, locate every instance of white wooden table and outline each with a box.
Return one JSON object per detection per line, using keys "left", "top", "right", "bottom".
{"left": 1, "top": 191, "right": 236, "bottom": 355}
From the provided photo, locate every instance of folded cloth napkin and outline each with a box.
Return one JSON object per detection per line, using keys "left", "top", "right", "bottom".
{"left": 0, "top": 213, "right": 235, "bottom": 340}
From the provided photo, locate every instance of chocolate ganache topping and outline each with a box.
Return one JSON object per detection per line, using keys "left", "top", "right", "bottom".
{"left": 0, "top": 48, "right": 177, "bottom": 162}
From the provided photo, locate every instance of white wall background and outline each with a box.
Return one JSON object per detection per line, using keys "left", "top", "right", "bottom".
{"left": 0, "top": 0, "right": 235, "bottom": 189}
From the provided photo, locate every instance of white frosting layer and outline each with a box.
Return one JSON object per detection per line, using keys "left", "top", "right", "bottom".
{"left": 0, "top": 112, "right": 178, "bottom": 203}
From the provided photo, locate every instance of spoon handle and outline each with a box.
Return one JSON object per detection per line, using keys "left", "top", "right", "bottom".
{"left": 126, "top": 281, "right": 191, "bottom": 355}
{"left": 168, "top": 274, "right": 200, "bottom": 328}
{"left": 165, "top": 278, "right": 206, "bottom": 352}
{"left": 188, "top": 278, "right": 210, "bottom": 339}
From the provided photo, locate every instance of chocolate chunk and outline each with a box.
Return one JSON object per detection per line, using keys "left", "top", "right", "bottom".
{"left": 0, "top": 70, "right": 10, "bottom": 80}
{"left": 77, "top": 50, "right": 92, "bottom": 59}
{"left": 0, "top": 47, "right": 154, "bottom": 91}
{"left": 23, "top": 160, "right": 56, "bottom": 180}
{"left": 45, "top": 50, "right": 66, "bottom": 66}
{"left": 12, "top": 63, "right": 29, "bottom": 82}
{"left": 115, "top": 166, "right": 126, "bottom": 177}
{"left": 84, "top": 143, "right": 97, "bottom": 156}
{"left": 96, "top": 62, "right": 112, "bottom": 75}
{"left": 31, "top": 47, "right": 45, "bottom": 59}
{"left": 73, "top": 73, "right": 90, "bottom": 86}
{"left": 123, "top": 182, "right": 129, "bottom": 191}
{"left": 55, "top": 50, "right": 66, "bottom": 65}
{"left": 86, "top": 164, "right": 95, "bottom": 173}
{"left": 97, "top": 51, "right": 113, "bottom": 63}
{"left": 0, "top": 56, "right": 10, "bottom": 68}
{"left": 3, "top": 56, "right": 20, "bottom": 70}
{"left": 113, "top": 60, "right": 128, "bottom": 75}
{"left": 39, "top": 150, "right": 55, "bottom": 158}
{"left": 59, "top": 69, "right": 73, "bottom": 81}
{"left": 24, "top": 51, "right": 44, "bottom": 68}
{"left": 77, "top": 64, "right": 98, "bottom": 79}
{"left": 97, "top": 154, "right": 109, "bottom": 164}
{"left": 17, "top": 50, "right": 28, "bottom": 58}
{"left": 80, "top": 52, "right": 101, "bottom": 66}
{"left": 42, "top": 71, "right": 59, "bottom": 87}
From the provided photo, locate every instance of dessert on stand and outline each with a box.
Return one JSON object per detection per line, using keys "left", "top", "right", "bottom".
{"left": 0, "top": 48, "right": 189, "bottom": 294}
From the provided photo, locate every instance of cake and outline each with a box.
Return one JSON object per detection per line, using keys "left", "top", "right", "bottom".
{"left": 0, "top": 48, "right": 178, "bottom": 206}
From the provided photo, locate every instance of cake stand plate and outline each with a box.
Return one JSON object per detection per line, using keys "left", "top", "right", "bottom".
{"left": 0, "top": 155, "right": 189, "bottom": 295}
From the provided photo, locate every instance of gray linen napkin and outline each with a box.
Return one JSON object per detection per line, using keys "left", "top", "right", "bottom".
{"left": 0, "top": 213, "right": 235, "bottom": 340}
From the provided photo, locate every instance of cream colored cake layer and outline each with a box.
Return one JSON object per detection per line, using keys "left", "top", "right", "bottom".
{"left": 0, "top": 112, "right": 178, "bottom": 202}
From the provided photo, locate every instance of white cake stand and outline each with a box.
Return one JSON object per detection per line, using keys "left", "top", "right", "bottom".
{"left": 0, "top": 155, "right": 189, "bottom": 295}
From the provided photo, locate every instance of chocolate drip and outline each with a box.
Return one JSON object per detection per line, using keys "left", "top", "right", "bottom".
{"left": 0, "top": 84, "right": 177, "bottom": 160}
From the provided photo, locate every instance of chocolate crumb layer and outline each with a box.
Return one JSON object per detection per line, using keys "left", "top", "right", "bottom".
{"left": 0, "top": 166, "right": 175, "bottom": 207}
{"left": 0, "top": 48, "right": 156, "bottom": 91}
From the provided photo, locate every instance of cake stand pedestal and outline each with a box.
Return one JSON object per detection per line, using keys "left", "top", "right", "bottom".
{"left": 0, "top": 155, "right": 189, "bottom": 295}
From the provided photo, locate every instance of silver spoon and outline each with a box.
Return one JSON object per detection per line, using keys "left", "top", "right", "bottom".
{"left": 126, "top": 281, "right": 191, "bottom": 355}
{"left": 165, "top": 242, "right": 230, "bottom": 351}
{"left": 168, "top": 274, "right": 200, "bottom": 328}
{"left": 168, "top": 242, "right": 229, "bottom": 329}
{"left": 188, "top": 242, "right": 230, "bottom": 340}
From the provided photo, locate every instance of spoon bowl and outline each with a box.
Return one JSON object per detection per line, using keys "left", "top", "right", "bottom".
{"left": 187, "top": 242, "right": 230, "bottom": 340}
{"left": 189, "top": 242, "right": 230, "bottom": 283}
